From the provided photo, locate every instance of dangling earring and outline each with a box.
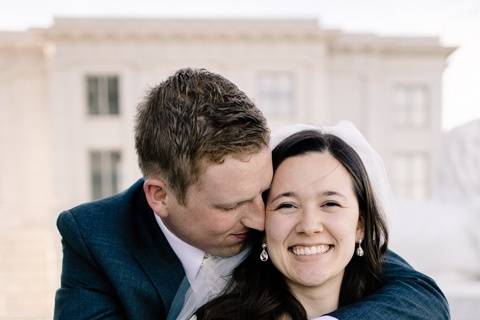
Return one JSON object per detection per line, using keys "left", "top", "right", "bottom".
{"left": 356, "top": 239, "right": 364, "bottom": 257}
{"left": 260, "top": 242, "right": 269, "bottom": 262}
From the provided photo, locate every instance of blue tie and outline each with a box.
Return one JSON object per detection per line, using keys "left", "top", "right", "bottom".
{"left": 167, "top": 276, "right": 190, "bottom": 320}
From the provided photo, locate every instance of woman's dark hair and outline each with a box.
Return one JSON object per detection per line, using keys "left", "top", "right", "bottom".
{"left": 196, "top": 130, "right": 389, "bottom": 319}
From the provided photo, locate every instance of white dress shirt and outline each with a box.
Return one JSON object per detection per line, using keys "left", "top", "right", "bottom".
{"left": 154, "top": 213, "right": 205, "bottom": 285}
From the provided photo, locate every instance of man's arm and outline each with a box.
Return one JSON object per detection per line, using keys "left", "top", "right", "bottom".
{"left": 54, "top": 211, "right": 126, "bottom": 320}
{"left": 329, "top": 250, "right": 450, "bottom": 320}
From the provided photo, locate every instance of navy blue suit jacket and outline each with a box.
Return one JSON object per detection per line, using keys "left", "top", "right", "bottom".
{"left": 54, "top": 179, "right": 449, "bottom": 319}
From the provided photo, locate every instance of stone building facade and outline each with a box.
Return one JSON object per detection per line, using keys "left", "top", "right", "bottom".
{"left": 0, "top": 18, "right": 453, "bottom": 318}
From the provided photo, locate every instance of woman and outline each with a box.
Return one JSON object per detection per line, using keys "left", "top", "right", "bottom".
{"left": 192, "top": 122, "right": 390, "bottom": 319}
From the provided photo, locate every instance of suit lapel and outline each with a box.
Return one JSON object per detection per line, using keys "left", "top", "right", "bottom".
{"left": 132, "top": 186, "right": 185, "bottom": 314}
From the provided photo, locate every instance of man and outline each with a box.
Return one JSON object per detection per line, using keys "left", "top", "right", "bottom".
{"left": 54, "top": 68, "right": 449, "bottom": 319}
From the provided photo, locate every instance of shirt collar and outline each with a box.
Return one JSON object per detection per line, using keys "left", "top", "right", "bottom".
{"left": 153, "top": 212, "right": 205, "bottom": 285}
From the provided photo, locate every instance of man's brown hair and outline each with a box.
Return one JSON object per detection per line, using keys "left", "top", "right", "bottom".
{"left": 135, "top": 68, "right": 269, "bottom": 204}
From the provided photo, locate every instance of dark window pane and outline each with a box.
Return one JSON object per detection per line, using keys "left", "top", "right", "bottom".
{"left": 87, "top": 77, "right": 99, "bottom": 115}
{"left": 110, "top": 151, "right": 121, "bottom": 194}
{"left": 107, "top": 76, "right": 119, "bottom": 115}
{"left": 90, "top": 150, "right": 121, "bottom": 200}
{"left": 87, "top": 75, "right": 120, "bottom": 116}
{"left": 90, "top": 151, "right": 102, "bottom": 199}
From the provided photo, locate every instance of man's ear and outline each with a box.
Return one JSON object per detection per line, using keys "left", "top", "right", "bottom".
{"left": 143, "top": 178, "right": 169, "bottom": 218}
{"left": 356, "top": 214, "right": 365, "bottom": 241}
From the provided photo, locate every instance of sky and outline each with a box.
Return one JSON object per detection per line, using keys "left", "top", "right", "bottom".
{"left": 1, "top": 0, "right": 479, "bottom": 130}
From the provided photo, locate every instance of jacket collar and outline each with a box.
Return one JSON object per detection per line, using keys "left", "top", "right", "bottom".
{"left": 131, "top": 180, "right": 185, "bottom": 314}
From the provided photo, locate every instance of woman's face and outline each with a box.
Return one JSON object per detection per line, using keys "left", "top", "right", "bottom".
{"left": 265, "top": 151, "right": 363, "bottom": 293}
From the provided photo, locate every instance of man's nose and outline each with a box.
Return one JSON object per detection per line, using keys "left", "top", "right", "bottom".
{"left": 241, "top": 195, "right": 266, "bottom": 231}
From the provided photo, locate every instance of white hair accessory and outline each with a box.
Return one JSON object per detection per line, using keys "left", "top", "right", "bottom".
{"left": 271, "top": 121, "right": 393, "bottom": 219}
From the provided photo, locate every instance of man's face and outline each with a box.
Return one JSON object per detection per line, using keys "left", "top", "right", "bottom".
{"left": 162, "top": 147, "right": 273, "bottom": 257}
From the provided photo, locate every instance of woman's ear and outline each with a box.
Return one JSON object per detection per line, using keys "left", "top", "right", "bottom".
{"left": 143, "top": 178, "right": 169, "bottom": 218}
{"left": 356, "top": 215, "right": 365, "bottom": 241}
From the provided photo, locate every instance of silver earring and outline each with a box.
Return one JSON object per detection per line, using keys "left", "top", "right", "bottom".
{"left": 260, "top": 242, "right": 269, "bottom": 262}
{"left": 356, "top": 239, "right": 364, "bottom": 257}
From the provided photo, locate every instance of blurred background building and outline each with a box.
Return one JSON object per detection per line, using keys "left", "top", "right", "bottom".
{"left": 0, "top": 17, "right": 478, "bottom": 319}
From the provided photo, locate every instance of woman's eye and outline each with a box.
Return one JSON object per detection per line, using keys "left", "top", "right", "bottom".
{"left": 275, "top": 203, "right": 297, "bottom": 210}
{"left": 323, "top": 201, "right": 340, "bottom": 207}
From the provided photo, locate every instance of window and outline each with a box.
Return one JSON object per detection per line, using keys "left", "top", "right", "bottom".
{"left": 256, "top": 72, "right": 295, "bottom": 118}
{"left": 391, "top": 153, "right": 430, "bottom": 200}
{"left": 392, "top": 84, "right": 429, "bottom": 127}
{"left": 87, "top": 75, "right": 120, "bottom": 115}
{"left": 90, "top": 151, "right": 121, "bottom": 200}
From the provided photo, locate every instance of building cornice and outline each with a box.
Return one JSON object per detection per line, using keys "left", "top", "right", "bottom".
{"left": 329, "top": 33, "right": 456, "bottom": 57}
{"left": 0, "top": 29, "right": 47, "bottom": 51}
{"left": 0, "top": 17, "right": 455, "bottom": 59}
{"left": 47, "top": 17, "right": 334, "bottom": 42}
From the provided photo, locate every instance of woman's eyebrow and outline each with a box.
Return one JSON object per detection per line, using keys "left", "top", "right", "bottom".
{"left": 269, "top": 190, "right": 347, "bottom": 204}
{"left": 322, "top": 190, "right": 348, "bottom": 199}
{"left": 268, "top": 192, "right": 295, "bottom": 203}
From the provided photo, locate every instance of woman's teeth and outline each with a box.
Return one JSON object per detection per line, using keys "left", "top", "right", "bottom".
{"left": 291, "top": 244, "right": 331, "bottom": 256}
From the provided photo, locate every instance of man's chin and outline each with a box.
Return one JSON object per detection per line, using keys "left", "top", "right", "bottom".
{"left": 209, "top": 243, "right": 246, "bottom": 257}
